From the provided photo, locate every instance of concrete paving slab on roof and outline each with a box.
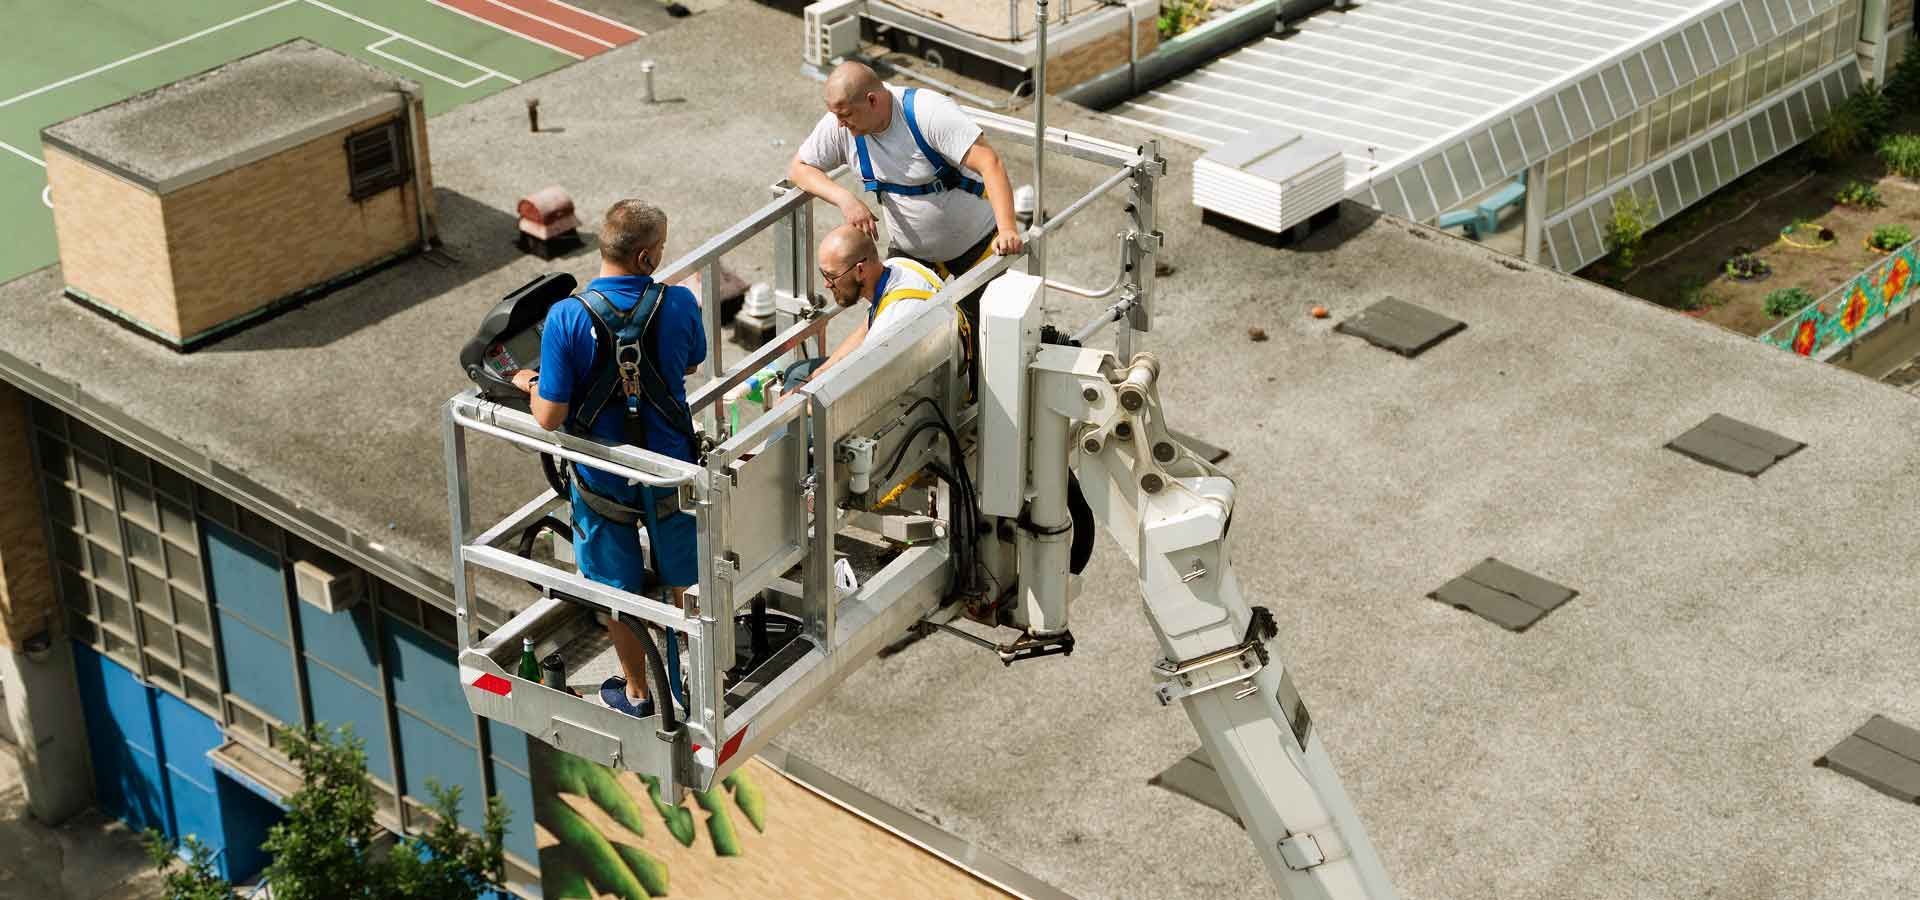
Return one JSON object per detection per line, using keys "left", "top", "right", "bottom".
{"left": 1430, "top": 575, "right": 1545, "bottom": 631}
{"left": 1666, "top": 413, "right": 1805, "bottom": 476}
{"left": 1333, "top": 296, "right": 1465, "bottom": 357}
{"left": 4, "top": 2, "right": 1920, "bottom": 898}
{"left": 40, "top": 38, "right": 419, "bottom": 189}
{"left": 1819, "top": 734, "right": 1920, "bottom": 803}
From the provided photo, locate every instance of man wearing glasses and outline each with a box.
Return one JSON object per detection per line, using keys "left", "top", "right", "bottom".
{"left": 787, "top": 224, "right": 947, "bottom": 387}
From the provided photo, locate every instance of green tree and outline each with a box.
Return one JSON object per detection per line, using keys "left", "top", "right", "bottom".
{"left": 144, "top": 831, "right": 233, "bottom": 900}
{"left": 384, "top": 782, "right": 509, "bottom": 900}
{"left": 263, "top": 724, "right": 509, "bottom": 900}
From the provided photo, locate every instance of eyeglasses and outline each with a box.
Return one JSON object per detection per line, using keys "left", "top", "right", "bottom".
{"left": 820, "top": 257, "right": 865, "bottom": 286}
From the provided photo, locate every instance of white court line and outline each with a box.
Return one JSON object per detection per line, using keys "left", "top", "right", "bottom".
{"left": 365, "top": 35, "right": 493, "bottom": 88}
{"left": 1, "top": 0, "right": 524, "bottom": 121}
{"left": 426, "top": 0, "right": 583, "bottom": 60}
{"left": 479, "top": 0, "right": 614, "bottom": 49}
{"left": 0, "top": 138, "right": 45, "bottom": 166}
{"left": 302, "top": 0, "right": 525, "bottom": 82}
{"left": 541, "top": 0, "right": 644, "bottom": 38}
{"left": 0, "top": 0, "right": 302, "bottom": 109}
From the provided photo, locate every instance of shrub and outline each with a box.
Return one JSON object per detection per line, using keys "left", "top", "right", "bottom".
{"left": 1812, "top": 84, "right": 1891, "bottom": 162}
{"left": 1871, "top": 223, "right": 1914, "bottom": 251}
{"left": 1604, "top": 192, "right": 1657, "bottom": 268}
{"left": 1834, "top": 180, "right": 1885, "bottom": 209}
{"left": 145, "top": 832, "right": 232, "bottom": 900}
{"left": 1765, "top": 287, "right": 1816, "bottom": 318}
{"left": 1888, "top": 35, "right": 1920, "bottom": 106}
{"left": 1881, "top": 133, "right": 1920, "bottom": 179}
{"left": 1156, "top": 0, "right": 1210, "bottom": 39}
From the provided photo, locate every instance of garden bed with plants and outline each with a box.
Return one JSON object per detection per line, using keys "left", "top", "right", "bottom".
{"left": 1585, "top": 50, "right": 1920, "bottom": 338}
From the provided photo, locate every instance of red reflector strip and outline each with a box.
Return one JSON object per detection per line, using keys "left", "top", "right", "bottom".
{"left": 472, "top": 673, "right": 513, "bottom": 697}
{"left": 693, "top": 726, "right": 750, "bottom": 764}
{"left": 718, "top": 727, "right": 749, "bottom": 765}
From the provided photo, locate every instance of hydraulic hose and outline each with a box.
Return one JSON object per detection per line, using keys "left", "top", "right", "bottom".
{"left": 615, "top": 612, "right": 678, "bottom": 732}
{"left": 541, "top": 452, "right": 569, "bottom": 498}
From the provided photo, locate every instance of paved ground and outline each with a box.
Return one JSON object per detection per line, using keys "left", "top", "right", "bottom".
{"left": 0, "top": 741, "right": 162, "bottom": 900}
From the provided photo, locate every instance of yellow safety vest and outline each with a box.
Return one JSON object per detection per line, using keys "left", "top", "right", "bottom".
{"left": 869, "top": 258, "right": 972, "bottom": 363}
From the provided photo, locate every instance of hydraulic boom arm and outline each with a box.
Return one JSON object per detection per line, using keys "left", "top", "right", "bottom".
{"left": 982, "top": 273, "right": 1399, "bottom": 900}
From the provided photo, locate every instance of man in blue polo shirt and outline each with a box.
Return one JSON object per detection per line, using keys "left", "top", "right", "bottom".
{"left": 510, "top": 199, "right": 704, "bottom": 717}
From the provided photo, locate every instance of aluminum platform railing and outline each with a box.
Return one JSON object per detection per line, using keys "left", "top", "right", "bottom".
{"left": 444, "top": 111, "right": 1164, "bottom": 800}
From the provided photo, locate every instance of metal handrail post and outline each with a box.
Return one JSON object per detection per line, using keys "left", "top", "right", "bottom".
{"left": 1032, "top": 0, "right": 1049, "bottom": 283}
{"left": 444, "top": 398, "right": 478, "bottom": 650}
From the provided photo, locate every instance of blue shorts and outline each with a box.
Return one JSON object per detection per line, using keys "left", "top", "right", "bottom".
{"left": 569, "top": 479, "right": 699, "bottom": 592}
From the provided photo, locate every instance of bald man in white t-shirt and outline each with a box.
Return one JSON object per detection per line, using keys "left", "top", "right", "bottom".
{"left": 788, "top": 62, "right": 1022, "bottom": 290}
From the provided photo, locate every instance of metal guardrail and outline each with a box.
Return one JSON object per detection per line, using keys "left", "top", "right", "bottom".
{"left": 1760, "top": 237, "right": 1919, "bottom": 360}
{"left": 444, "top": 109, "right": 1165, "bottom": 800}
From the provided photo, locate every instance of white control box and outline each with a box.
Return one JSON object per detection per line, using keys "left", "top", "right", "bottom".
{"left": 978, "top": 271, "right": 1044, "bottom": 518}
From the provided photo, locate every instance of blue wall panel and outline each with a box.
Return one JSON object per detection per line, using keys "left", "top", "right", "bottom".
{"left": 155, "top": 692, "right": 223, "bottom": 852}
{"left": 486, "top": 718, "right": 528, "bottom": 773}
{"left": 215, "top": 617, "right": 300, "bottom": 725}
{"left": 490, "top": 763, "right": 538, "bottom": 865}
{"left": 203, "top": 521, "right": 288, "bottom": 637}
{"left": 73, "top": 644, "right": 168, "bottom": 833}
{"left": 305, "top": 663, "right": 393, "bottom": 782}
{"left": 380, "top": 615, "right": 471, "bottom": 742}
{"left": 298, "top": 601, "right": 379, "bottom": 687}
{"left": 394, "top": 711, "right": 486, "bottom": 833}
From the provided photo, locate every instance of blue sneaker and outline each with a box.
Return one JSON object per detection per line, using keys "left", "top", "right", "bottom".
{"left": 598, "top": 676, "right": 653, "bottom": 718}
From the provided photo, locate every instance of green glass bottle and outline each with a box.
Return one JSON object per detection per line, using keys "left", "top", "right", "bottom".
{"left": 517, "top": 636, "right": 542, "bottom": 682}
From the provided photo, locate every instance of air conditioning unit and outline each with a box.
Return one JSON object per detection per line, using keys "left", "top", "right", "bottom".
{"left": 294, "top": 558, "right": 365, "bottom": 614}
{"left": 805, "top": 0, "right": 865, "bottom": 68}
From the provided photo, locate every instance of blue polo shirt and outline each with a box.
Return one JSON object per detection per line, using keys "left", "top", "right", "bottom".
{"left": 536, "top": 275, "right": 706, "bottom": 493}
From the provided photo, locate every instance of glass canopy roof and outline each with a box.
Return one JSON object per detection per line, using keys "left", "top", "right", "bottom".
{"left": 1113, "top": 0, "right": 1848, "bottom": 222}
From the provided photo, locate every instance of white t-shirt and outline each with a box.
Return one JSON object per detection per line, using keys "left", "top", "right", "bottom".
{"left": 868, "top": 258, "right": 945, "bottom": 341}
{"left": 798, "top": 85, "right": 997, "bottom": 264}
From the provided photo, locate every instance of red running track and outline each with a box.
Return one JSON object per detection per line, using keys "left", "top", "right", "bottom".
{"left": 434, "top": 0, "right": 643, "bottom": 59}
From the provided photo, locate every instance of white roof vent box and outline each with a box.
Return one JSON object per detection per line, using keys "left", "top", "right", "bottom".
{"left": 294, "top": 556, "right": 366, "bottom": 614}
{"left": 1194, "top": 129, "right": 1345, "bottom": 237}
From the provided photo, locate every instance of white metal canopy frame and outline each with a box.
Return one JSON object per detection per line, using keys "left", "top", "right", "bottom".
{"left": 444, "top": 109, "right": 1397, "bottom": 897}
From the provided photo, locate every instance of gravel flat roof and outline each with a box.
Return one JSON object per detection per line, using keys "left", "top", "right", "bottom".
{"left": 4, "top": 4, "right": 1918, "bottom": 898}
{"left": 41, "top": 38, "right": 416, "bottom": 188}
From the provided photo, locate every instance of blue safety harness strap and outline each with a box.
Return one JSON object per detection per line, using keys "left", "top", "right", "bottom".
{"left": 853, "top": 88, "right": 986, "bottom": 198}
{"left": 566, "top": 285, "right": 694, "bottom": 444}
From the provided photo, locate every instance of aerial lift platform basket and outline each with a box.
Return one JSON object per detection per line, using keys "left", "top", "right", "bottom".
{"left": 445, "top": 105, "right": 1399, "bottom": 898}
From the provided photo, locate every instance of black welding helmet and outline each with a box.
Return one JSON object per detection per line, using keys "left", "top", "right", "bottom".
{"left": 461, "top": 272, "right": 578, "bottom": 406}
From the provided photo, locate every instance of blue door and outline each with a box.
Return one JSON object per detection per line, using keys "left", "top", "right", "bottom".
{"left": 73, "top": 644, "right": 283, "bottom": 881}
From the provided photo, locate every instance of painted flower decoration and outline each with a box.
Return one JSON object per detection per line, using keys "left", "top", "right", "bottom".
{"left": 1841, "top": 285, "right": 1870, "bottom": 333}
{"left": 1884, "top": 255, "right": 1912, "bottom": 304}
{"left": 1792, "top": 318, "right": 1817, "bottom": 356}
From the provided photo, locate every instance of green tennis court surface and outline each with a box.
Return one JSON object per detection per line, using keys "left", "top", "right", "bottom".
{"left": 0, "top": 0, "right": 576, "bottom": 284}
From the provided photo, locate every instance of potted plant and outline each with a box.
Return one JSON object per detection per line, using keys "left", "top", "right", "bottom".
{"left": 1724, "top": 248, "right": 1773, "bottom": 282}
{"left": 1868, "top": 223, "right": 1914, "bottom": 253}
